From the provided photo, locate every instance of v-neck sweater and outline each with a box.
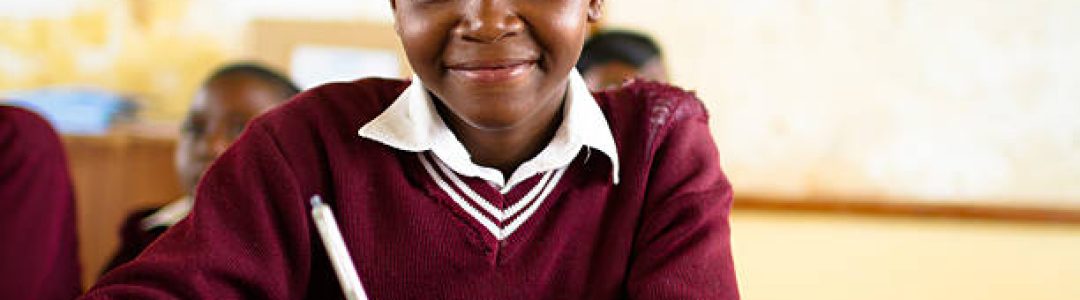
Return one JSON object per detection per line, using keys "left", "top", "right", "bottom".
{"left": 83, "top": 78, "right": 739, "bottom": 300}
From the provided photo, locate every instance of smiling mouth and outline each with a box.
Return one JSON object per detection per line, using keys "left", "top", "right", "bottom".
{"left": 445, "top": 60, "right": 537, "bottom": 84}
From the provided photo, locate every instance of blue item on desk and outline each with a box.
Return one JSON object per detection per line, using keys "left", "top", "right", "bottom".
{"left": 3, "top": 88, "right": 137, "bottom": 135}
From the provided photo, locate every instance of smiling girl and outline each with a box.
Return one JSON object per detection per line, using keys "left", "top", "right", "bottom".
{"left": 83, "top": 1, "right": 738, "bottom": 299}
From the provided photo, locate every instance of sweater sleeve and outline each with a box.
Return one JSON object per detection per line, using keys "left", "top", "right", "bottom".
{"left": 0, "top": 107, "right": 82, "bottom": 300}
{"left": 626, "top": 98, "right": 739, "bottom": 300}
{"left": 82, "top": 122, "right": 314, "bottom": 299}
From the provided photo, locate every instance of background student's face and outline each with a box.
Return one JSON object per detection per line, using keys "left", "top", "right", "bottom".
{"left": 392, "top": 0, "right": 603, "bottom": 131}
{"left": 174, "top": 75, "right": 281, "bottom": 195}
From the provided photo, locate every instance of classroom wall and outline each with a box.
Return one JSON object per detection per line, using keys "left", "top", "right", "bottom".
{"left": 2, "top": 1, "right": 1077, "bottom": 297}
{"left": 604, "top": 0, "right": 1080, "bottom": 208}
{"left": 0, "top": 0, "right": 392, "bottom": 120}
{"left": 600, "top": 3, "right": 1080, "bottom": 297}
{"left": 2, "top": 0, "right": 1076, "bottom": 208}
{"left": 732, "top": 211, "right": 1080, "bottom": 300}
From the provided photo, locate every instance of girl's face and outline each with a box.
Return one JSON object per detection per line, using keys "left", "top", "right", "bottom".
{"left": 392, "top": 0, "right": 602, "bottom": 131}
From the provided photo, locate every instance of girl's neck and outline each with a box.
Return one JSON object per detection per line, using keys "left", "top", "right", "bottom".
{"left": 438, "top": 90, "right": 567, "bottom": 178}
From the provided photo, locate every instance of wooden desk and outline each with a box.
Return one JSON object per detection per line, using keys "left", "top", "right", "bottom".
{"left": 63, "top": 125, "right": 181, "bottom": 287}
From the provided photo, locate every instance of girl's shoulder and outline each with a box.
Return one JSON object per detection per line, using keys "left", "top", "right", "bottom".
{"left": 0, "top": 105, "right": 54, "bottom": 133}
{"left": 0, "top": 105, "right": 65, "bottom": 156}
{"left": 592, "top": 79, "right": 708, "bottom": 127}
{"left": 251, "top": 77, "right": 411, "bottom": 137}
{"left": 592, "top": 79, "right": 709, "bottom": 146}
{"left": 282, "top": 77, "right": 410, "bottom": 120}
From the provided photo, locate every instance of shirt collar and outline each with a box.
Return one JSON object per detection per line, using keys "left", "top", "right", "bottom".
{"left": 358, "top": 70, "right": 619, "bottom": 191}
{"left": 140, "top": 195, "right": 193, "bottom": 230}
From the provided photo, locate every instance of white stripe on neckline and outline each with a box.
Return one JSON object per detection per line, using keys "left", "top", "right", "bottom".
{"left": 431, "top": 154, "right": 552, "bottom": 222}
{"left": 502, "top": 167, "right": 565, "bottom": 240}
{"left": 419, "top": 154, "right": 502, "bottom": 238}
{"left": 419, "top": 152, "right": 566, "bottom": 241}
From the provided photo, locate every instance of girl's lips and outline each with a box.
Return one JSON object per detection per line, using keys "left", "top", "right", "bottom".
{"left": 446, "top": 60, "right": 537, "bottom": 84}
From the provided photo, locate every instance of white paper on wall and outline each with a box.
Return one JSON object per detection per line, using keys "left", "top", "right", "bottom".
{"left": 290, "top": 45, "right": 400, "bottom": 90}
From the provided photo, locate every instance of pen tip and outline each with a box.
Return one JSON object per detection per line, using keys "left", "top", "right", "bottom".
{"left": 310, "top": 195, "right": 323, "bottom": 207}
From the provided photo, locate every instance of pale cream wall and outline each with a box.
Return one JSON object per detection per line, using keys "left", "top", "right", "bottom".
{"left": 604, "top": 0, "right": 1080, "bottom": 208}
{"left": 604, "top": 6, "right": 1080, "bottom": 297}
{"left": 732, "top": 211, "right": 1080, "bottom": 300}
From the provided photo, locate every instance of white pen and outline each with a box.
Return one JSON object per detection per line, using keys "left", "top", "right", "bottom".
{"left": 310, "top": 195, "right": 369, "bottom": 300}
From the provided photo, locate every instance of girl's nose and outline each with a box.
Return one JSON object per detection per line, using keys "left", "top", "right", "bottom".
{"left": 457, "top": 0, "right": 523, "bottom": 43}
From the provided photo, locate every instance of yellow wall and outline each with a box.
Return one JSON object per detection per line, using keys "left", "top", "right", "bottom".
{"left": 733, "top": 211, "right": 1080, "bottom": 300}
{"left": 0, "top": 1, "right": 232, "bottom": 120}
{"left": 0, "top": 0, "right": 393, "bottom": 120}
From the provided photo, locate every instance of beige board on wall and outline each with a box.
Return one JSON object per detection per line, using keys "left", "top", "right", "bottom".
{"left": 246, "top": 19, "right": 412, "bottom": 85}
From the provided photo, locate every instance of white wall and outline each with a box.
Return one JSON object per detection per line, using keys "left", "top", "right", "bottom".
{"left": 604, "top": 0, "right": 1080, "bottom": 207}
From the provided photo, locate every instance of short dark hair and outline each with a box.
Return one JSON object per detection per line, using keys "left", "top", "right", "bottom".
{"left": 204, "top": 62, "right": 301, "bottom": 100}
{"left": 577, "top": 30, "right": 663, "bottom": 73}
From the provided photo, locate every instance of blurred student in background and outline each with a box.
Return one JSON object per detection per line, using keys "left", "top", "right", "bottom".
{"left": 0, "top": 106, "right": 81, "bottom": 300}
{"left": 101, "top": 63, "right": 299, "bottom": 273}
{"left": 577, "top": 30, "right": 668, "bottom": 91}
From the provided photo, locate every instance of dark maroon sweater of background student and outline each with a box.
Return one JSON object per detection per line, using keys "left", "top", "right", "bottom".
{"left": 83, "top": 78, "right": 738, "bottom": 299}
{"left": 0, "top": 106, "right": 82, "bottom": 300}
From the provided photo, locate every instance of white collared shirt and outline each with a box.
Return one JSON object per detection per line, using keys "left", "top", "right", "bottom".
{"left": 358, "top": 70, "right": 619, "bottom": 194}
{"left": 140, "top": 196, "right": 193, "bottom": 230}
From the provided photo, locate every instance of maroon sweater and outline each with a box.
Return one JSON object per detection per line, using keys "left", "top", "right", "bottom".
{"left": 0, "top": 106, "right": 82, "bottom": 300}
{"left": 84, "top": 79, "right": 737, "bottom": 299}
